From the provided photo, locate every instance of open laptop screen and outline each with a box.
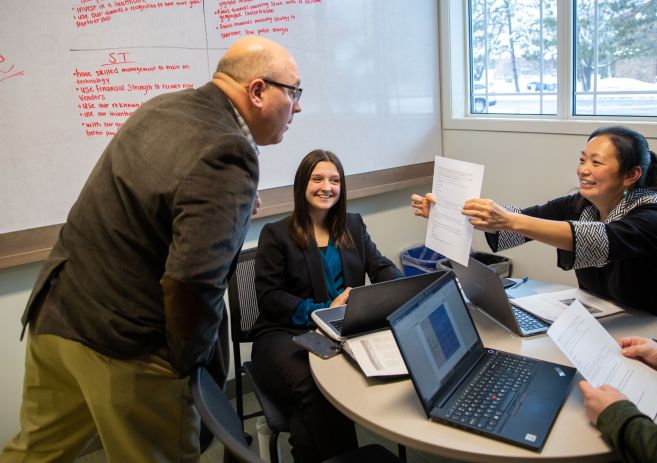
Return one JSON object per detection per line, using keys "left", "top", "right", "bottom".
{"left": 389, "top": 276, "right": 480, "bottom": 409}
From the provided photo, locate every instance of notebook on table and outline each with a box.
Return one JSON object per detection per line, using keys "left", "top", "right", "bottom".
{"left": 388, "top": 272, "right": 575, "bottom": 451}
{"left": 451, "top": 257, "right": 549, "bottom": 336}
{"left": 311, "top": 271, "right": 443, "bottom": 342}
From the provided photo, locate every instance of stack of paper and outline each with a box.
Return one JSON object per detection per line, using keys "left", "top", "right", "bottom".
{"left": 512, "top": 288, "right": 625, "bottom": 323}
{"left": 341, "top": 330, "right": 408, "bottom": 378}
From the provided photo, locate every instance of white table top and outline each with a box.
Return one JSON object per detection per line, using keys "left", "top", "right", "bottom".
{"left": 310, "top": 283, "right": 656, "bottom": 462}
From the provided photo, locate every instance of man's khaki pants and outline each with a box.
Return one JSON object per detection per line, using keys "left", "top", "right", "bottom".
{"left": 1, "top": 331, "right": 200, "bottom": 462}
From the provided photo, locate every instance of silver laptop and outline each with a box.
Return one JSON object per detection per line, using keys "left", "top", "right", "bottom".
{"left": 451, "top": 257, "right": 549, "bottom": 336}
{"left": 388, "top": 272, "right": 575, "bottom": 451}
{"left": 312, "top": 272, "right": 442, "bottom": 341}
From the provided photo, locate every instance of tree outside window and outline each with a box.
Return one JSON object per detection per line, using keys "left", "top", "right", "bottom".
{"left": 469, "top": 0, "right": 657, "bottom": 117}
{"left": 575, "top": 0, "right": 657, "bottom": 116}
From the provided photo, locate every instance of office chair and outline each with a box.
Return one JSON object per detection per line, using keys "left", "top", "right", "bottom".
{"left": 227, "top": 247, "right": 291, "bottom": 463}
{"left": 191, "top": 366, "right": 401, "bottom": 463}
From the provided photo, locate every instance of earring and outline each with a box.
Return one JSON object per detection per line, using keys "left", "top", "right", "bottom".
{"left": 623, "top": 188, "right": 628, "bottom": 198}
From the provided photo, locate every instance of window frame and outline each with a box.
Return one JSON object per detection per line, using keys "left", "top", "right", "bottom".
{"left": 440, "top": 0, "right": 657, "bottom": 138}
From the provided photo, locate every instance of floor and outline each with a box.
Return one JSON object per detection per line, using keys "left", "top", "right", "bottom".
{"left": 75, "top": 391, "right": 464, "bottom": 463}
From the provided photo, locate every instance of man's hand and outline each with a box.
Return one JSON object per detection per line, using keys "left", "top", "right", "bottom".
{"left": 619, "top": 336, "right": 657, "bottom": 369}
{"left": 579, "top": 380, "right": 627, "bottom": 425}
{"left": 252, "top": 192, "right": 261, "bottom": 215}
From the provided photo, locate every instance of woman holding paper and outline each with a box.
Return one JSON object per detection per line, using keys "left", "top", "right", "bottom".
{"left": 580, "top": 336, "right": 657, "bottom": 463}
{"left": 412, "top": 126, "right": 657, "bottom": 313}
{"left": 251, "top": 149, "right": 402, "bottom": 462}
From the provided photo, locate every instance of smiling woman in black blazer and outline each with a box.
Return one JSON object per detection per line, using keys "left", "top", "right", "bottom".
{"left": 250, "top": 149, "right": 402, "bottom": 463}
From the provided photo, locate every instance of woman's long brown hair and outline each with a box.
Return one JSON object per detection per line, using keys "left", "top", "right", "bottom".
{"left": 289, "top": 149, "right": 352, "bottom": 250}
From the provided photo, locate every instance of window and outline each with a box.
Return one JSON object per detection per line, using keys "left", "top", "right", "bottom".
{"left": 469, "top": 0, "right": 557, "bottom": 115}
{"left": 467, "top": 0, "right": 657, "bottom": 118}
{"left": 574, "top": 0, "right": 657, "bottom": 117}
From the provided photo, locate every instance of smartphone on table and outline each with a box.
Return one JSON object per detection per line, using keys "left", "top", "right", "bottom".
{"left": 293, "top": 331, "right": 341, "bottom": 359}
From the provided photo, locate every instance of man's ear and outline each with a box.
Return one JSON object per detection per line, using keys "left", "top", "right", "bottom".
{"left": 247, "top": 79, "right": 265, "bottom": 108}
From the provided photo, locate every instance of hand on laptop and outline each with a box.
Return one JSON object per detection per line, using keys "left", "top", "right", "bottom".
{"left": 331, "top": 287, "right": 351, "bottom": 307}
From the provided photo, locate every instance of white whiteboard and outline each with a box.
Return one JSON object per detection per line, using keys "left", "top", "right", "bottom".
{"left": 0, "top": 0, "right": 440, "bottom": 234}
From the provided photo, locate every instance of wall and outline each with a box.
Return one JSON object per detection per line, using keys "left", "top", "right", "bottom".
{"left": 0, "top": 185, "right": 429, "bottom": 447}
{"left": 0, "top": 263, "right": 40, "bottom": 447}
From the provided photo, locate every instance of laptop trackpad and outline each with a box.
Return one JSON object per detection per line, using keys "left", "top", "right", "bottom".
{"left": 517, "top": 395, "right": 557, "bottom": 419}
{"left": 503, "top": 395, "right": 558, "bottom": 445}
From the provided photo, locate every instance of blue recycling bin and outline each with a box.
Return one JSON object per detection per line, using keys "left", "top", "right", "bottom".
{"left": 400, "top": 245, "right": 447, "bottom": 277}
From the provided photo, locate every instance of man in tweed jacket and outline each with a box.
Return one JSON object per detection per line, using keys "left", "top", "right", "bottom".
{"left": 2, "top": 36, "right": 302, "bottom": 462}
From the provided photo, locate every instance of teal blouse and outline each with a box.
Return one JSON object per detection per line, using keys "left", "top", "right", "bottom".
{"left": 291, "top": 241, "right": 344, "bottom": 327}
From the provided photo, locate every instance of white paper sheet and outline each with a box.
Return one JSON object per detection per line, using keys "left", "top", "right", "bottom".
{"left": 342, "top": 330, "right": 408, "bottom": 377}
{"left": 548, "top": 301, "right": 657, "bottom": 419}
{"left": 425, "top": 156, "right": 484, "bottom": 266}
{"left": 512, "top": 288, "right": 625, "bottom": 322}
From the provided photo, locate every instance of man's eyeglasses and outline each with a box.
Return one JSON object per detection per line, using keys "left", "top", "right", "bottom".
{"left": 262, "top": 78, "right": 303, "bottom": 103}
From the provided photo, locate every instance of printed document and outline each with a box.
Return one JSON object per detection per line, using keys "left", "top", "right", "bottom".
{"left": 342, "top": 329, "right": 408, "bottom": 377}
{"left": 425, "top": 156, "right": 484, "bottom": 266}
{"left": 511, "top": 287, "right": 625, "bottom": 322}
{"left": 548, "top": 301, "right": 657, "bottom": 419}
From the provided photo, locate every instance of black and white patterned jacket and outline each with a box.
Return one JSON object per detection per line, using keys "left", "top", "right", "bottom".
{"left": 485, "top": 188, "right": 657, "bottom": 312}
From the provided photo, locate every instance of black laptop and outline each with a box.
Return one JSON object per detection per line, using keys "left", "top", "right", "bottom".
{"left": 388, "top": 272, "right": 575, "bottom": 451}
{"left": 312, "top": 271, "right": 443, "bottom": 341}
{"left": 451, "top": 257, "right": 549, "bottom": 336}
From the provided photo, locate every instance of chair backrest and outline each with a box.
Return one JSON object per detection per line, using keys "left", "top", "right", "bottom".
{"left": 191, "top": 367, "right": 266, "bottom": 463}
{"left": 227, "top": 247, "right": 260, "bottom": 346}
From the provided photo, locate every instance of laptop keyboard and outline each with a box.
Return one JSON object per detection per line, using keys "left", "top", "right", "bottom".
{"left": 445, "top": 353, "right": 535, "bottom": 431}
{"left": 329, "top": 318, "right": 343, "bottom": 333}
{"left": 511, "top": 306, "right": 549, "bottom": 331}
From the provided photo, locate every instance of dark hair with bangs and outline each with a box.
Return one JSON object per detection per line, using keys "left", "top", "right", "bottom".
{"left": 289, "top": 149, "right": 352, "bottom": 250}
{"left": 589, "top": 126, "right": 657, "bottom": 189}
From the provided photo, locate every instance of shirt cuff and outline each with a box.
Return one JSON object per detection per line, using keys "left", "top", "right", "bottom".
{"left": 569, "top": 221, "right": 609, "bottom": 269}
{"left": 487, "top": 206, "right": 526, "bottom": 252}
{"left": 291, "top": 298, "right": 331, "bottom": 328}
